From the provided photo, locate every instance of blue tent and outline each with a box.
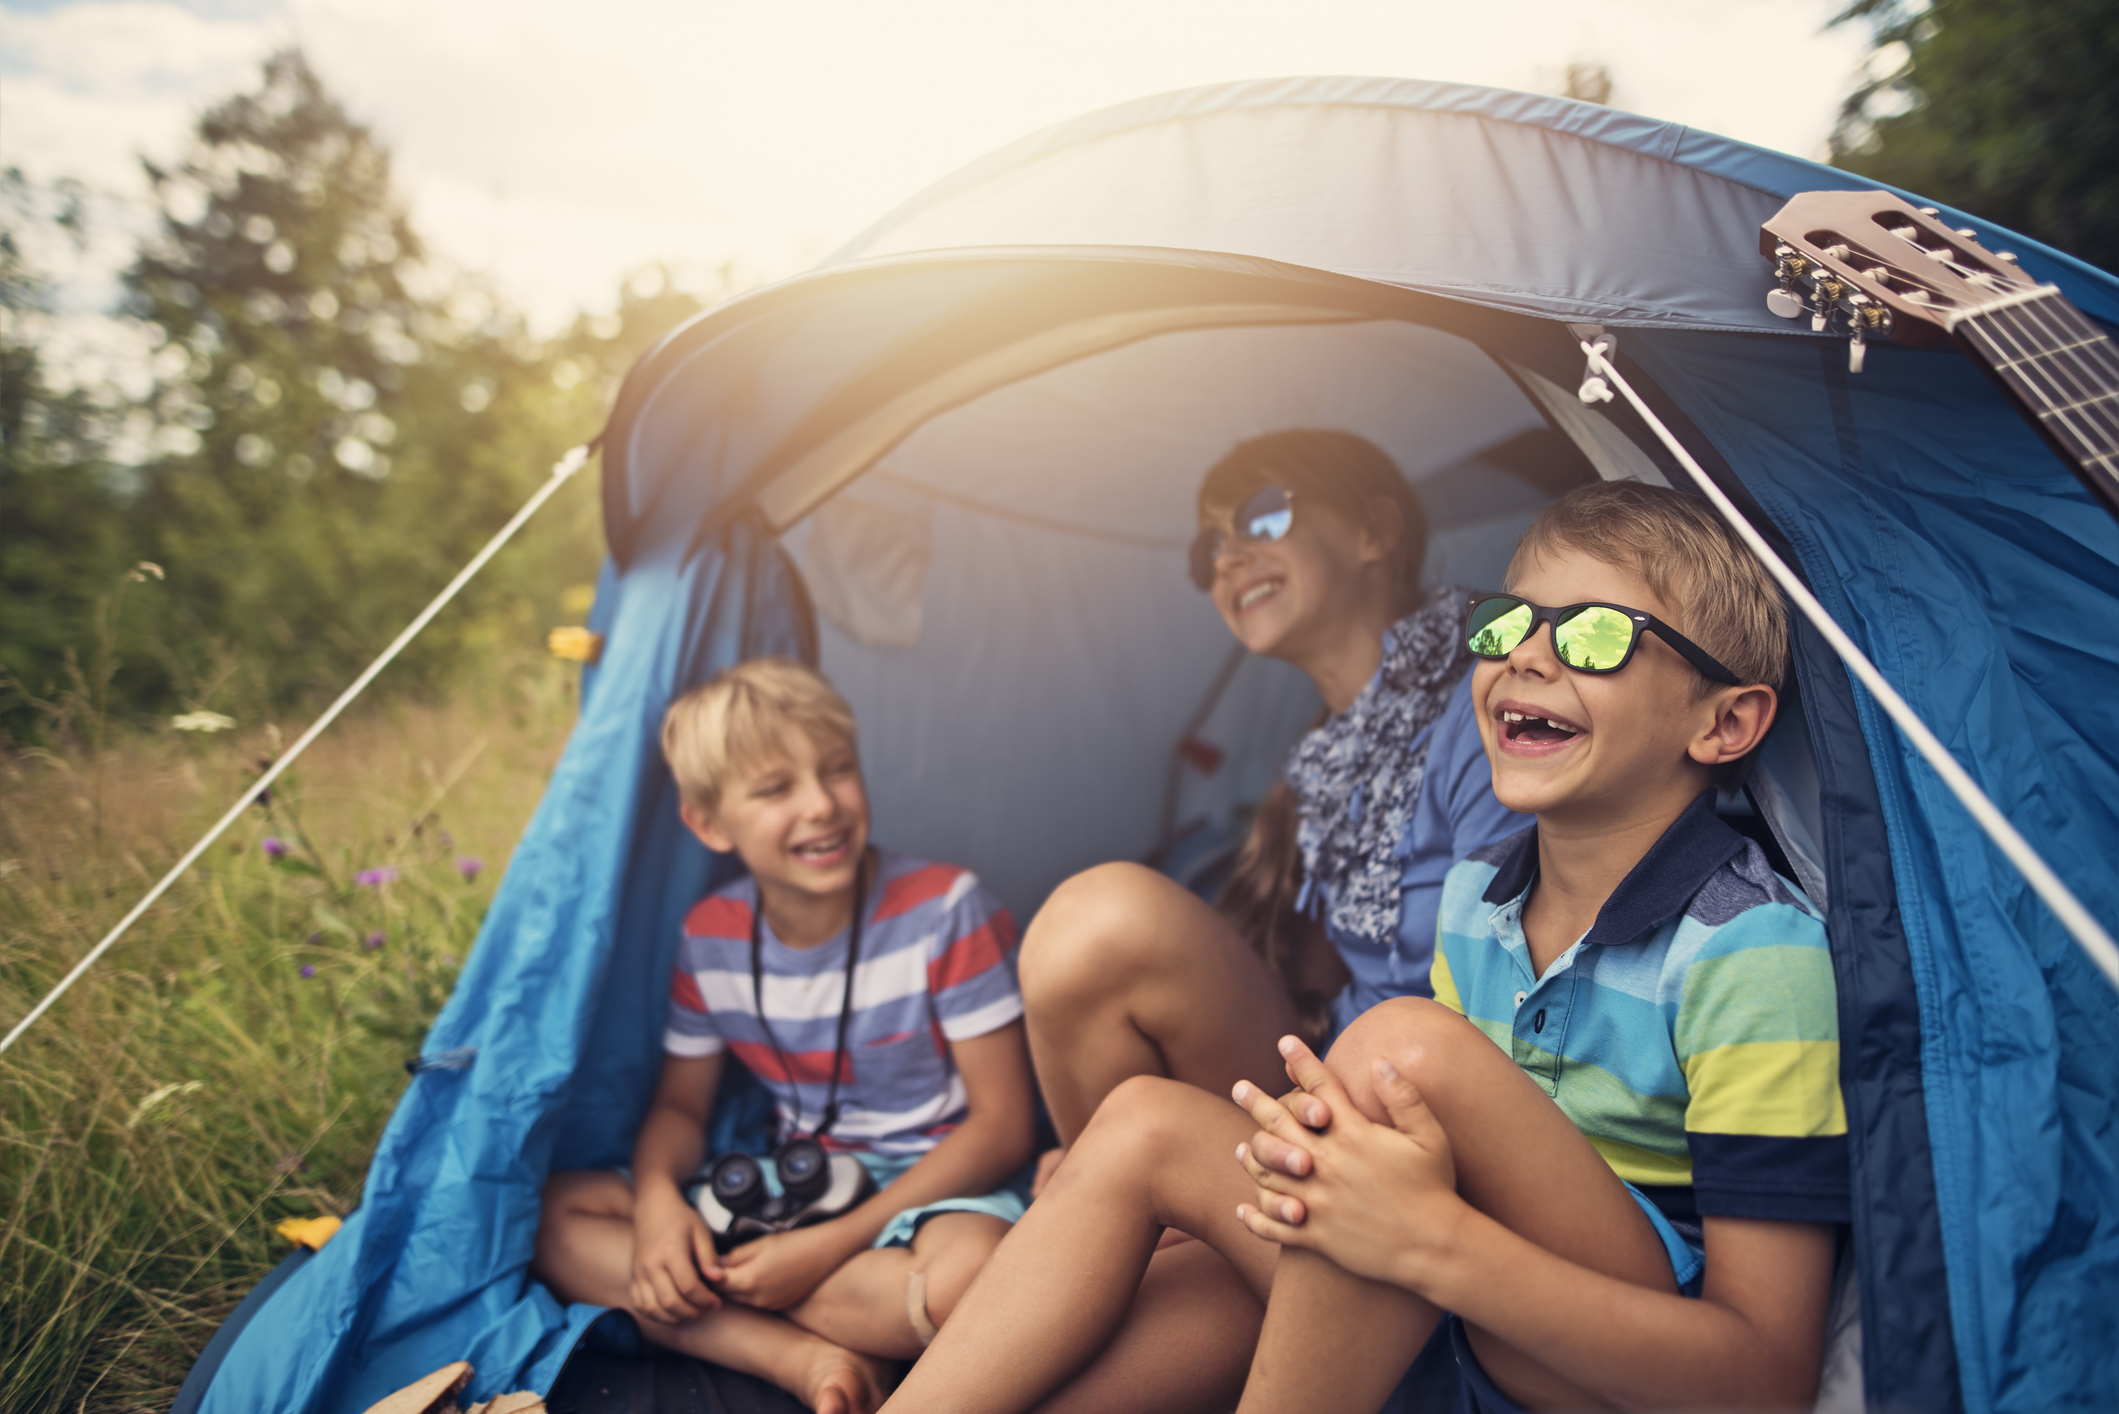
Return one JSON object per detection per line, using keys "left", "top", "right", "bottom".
{"left": 180, "top": 78, "right": 2119, "bottom": 1414}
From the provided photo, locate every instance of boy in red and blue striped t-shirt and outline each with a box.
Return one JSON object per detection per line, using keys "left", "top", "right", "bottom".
{"left": 536, "top": 660, "right": 1035, "bottom": 1414}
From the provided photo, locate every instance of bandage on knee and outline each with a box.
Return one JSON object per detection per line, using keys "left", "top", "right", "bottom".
{"left": 905, "top": 1270, "right": 939, "bottom": 1347}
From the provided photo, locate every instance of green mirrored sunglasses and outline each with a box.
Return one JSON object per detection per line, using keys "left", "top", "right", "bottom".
{"left": 1464, "top": 593, "right": 1740, "bottom": 684}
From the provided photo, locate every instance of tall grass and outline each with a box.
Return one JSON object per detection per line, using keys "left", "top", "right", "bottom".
{"left": 0, "top": 658, "right": 580, "bottom": 1411}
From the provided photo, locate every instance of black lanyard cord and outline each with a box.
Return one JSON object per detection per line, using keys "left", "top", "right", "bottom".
{"left": 750, "top": 858, "right": 867, "bottom": 1141}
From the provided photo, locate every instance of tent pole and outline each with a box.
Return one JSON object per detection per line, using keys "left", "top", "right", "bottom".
{"left": 1578, "top": 340, "right": 2119, "bottom": 991}
{"left": 0, "top": 445, "right": 594, "bottom": 1058}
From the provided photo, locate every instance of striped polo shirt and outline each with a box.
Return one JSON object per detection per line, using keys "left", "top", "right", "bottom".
{"left": 1432, "top": 792, "right": 1848, "bottom": 1224}
{"left": 664, "top": 849, "right": 1021, "bottom": 1158}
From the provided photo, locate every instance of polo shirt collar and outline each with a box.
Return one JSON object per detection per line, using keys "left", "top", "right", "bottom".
{"left": 1479, "top": 791, "right": 1745, "bottom": 948}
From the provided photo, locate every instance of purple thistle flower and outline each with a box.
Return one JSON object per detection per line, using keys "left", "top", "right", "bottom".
{"left": 364, "top": 931, "right": 385, "bottom": 950}
{"left": 299, "top": 964, "right": 316, "bottom": 978}
{"left": 456, "top": 856, "right": 483, "bottom": 882}
{"left": 262, "top": 836, "right": 289, "bottom": 858}
{"left": 355, "top": 865, "right": 400, "bottom": 887}
{"left": 308, "top": 931, "right": 321, "bottom": 944}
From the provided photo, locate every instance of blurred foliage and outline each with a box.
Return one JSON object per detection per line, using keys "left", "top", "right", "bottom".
{"left": 2, "top": 49, "right": 718, "bottom": 743}
{"left": 1831, "top": 0, "right": 2119, "bottom": 273}
{"left": 2, "top": 173, "right": 134, "bottom": 736}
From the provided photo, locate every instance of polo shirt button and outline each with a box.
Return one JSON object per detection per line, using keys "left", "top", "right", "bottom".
{"left": 1513, "top": 991, "right": 1527, "bottom": 1009}
{"left": 1533, "top": 1008, "right": 1547, "bottom": 1034}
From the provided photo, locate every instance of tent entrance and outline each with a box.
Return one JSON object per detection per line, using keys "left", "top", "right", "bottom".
{"left": 764, "top": 305, "right": 1655, "bottom": 916}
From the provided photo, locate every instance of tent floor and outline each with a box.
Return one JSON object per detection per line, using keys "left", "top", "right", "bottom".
{"left": 547, "top": 1351, "right": 810, "bottom": 1414}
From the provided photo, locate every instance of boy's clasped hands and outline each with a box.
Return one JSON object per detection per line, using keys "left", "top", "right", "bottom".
{"left": 1231, "top": 1035, "right": 1461, "bottom": 1291}
{"left": 628, "top": 1184, "right": 864, "bottom": 1321}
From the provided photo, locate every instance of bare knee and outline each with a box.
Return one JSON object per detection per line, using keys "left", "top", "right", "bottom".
{"left": 1019, "top": 863, "right": 1179, "bottom": 1017}
{"left": 912, "top": 1214, "right": 1010, "bottom": 1326}
{"left": 1323, "top": 997, "right": 1481, "bottom": 1122}
{"left": 1061, "top": 1074, "right": 1218, "bottom": 1183}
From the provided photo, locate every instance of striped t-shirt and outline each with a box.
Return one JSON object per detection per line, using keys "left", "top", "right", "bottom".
{"left": 1432, "top": 791, "right": 1849, "bottom": 1225}
{"left": 664, "top": 849, "right": 1022, "bottom": 1158}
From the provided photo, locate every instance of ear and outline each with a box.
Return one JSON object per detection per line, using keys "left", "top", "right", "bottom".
{"left": 1689, "top": 683, "right": 1779, "bottom": 769}
{"left": 679, "top": 801, "right": 735, "bottom": 854}
{"left": 1361, "top": 495, "right": 1405, "bottom": 567}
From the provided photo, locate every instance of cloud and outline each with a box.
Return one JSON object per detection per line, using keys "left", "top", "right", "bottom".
{"left": 1, "top": 2, "right": 282, "bottom": 190}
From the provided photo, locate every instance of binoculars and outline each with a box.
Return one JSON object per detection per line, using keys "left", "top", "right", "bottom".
{"left": 690, "top": 1138, "right": 874, "bottom": 1251}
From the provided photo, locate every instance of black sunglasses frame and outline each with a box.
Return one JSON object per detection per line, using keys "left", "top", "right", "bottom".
{"left": 1189, "top": 485, "right": 1295, "bottom": 592}
{"left": 1464, "top": 592, "right": 1742, "bottom": 685}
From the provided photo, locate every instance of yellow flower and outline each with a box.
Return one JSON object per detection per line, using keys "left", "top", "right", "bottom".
{"left": 546, "top": 627, "right": 604, "bottom": 664}
{"left": 274, "top": 1214, "right": 343, "bottom": 1250}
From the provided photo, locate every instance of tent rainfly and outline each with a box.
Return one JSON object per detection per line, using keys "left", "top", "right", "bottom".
{"left": 176, "top": 78, "right": 2119, "bottom": 1414}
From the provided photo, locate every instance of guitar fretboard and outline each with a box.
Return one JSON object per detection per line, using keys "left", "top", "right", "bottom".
{"left": 1956, "top": 290, "right": 2119, "bottom": 510}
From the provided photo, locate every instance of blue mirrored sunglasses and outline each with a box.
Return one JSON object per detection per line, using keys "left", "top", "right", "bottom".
{"left": 1189, "top": 485, "right": 1294, "bottom": 591}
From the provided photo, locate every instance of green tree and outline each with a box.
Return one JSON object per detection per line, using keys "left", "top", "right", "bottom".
{"left": 1832, "top": 0, "right": 2119, "bottom": 272}
{"left": 120, "top": 50, "right": 606, "bottom": 718}
{"left": 0, "top": 169, "right": 134, "bottom": 740}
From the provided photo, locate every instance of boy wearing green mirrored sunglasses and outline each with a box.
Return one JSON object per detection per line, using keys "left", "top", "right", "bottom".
{"left": 1210, "top": 481, "right": 1847, "bottom": 1413}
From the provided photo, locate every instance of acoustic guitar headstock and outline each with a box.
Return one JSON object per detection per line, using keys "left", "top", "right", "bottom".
{"left": 1760, "top": 190, "right": 2044, "bottom": 364}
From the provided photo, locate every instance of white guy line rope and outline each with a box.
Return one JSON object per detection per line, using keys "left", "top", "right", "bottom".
{"left": 0, "top": 445, "right": 593, "bottom": 1057}
{"left": 1578, "top": 341, "right": 2119, "bottom": 990}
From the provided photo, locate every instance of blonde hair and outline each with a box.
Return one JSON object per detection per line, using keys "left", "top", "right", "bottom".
{"left": 1506, "top": 481, "right": 1789, "bottom": 695}
{"left": 661, "top": 658, "right": 859, "bottom": 814}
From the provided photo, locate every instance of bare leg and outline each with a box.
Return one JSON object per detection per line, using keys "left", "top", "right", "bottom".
{"left": 1021, "top": 863, "right": 1299, "bottom": 1145}
{"left": 788, "top": 1212, "right": 1010, "bottom": 1359}
{"left": 1034, "top": 1240, "right": 1261, "bottom": 1414}
{"left": 1236, "top": 999, "right": 1677, "bottom": 1413}
{"left": 880, "top": 1076, "right": 1275, "bottom": 1414}
{"left": 534, "top": 1171, "right": 891, "bottom": 1414}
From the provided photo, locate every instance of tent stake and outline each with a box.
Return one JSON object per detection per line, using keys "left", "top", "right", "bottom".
{"left": 1578, "top": 339, "right": 2119, "bottom": 991}
{"left": 0, "top": 445, "right": 594, "bottom": 1058}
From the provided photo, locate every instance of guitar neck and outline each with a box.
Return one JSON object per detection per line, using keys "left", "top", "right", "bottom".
{"left": 1953, "top": 290, "right": 2119, "bottom": 516}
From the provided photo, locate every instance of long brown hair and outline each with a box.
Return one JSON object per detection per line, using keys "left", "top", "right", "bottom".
{"left": 1217, "top": 781, "right": 1336, "bottom": 1043}
{"left": 1202, "top": 431, "right": 1429, "bottom": 1043}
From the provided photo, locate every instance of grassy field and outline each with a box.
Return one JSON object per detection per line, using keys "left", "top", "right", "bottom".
{"left": 0, "top": 660, "right": 581, "bottom": 1412}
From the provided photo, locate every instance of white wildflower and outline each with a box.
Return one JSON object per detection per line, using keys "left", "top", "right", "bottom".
{"left": 172, "top": 711, "right": 237, "bottom": 733}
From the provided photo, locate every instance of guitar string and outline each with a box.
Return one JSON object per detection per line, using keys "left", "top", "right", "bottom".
{"left": 1903, "top": 237, "right": 2119, "bottom": 447}
{"left": 1863, "top": 232, "right": 2119, "bottom": 445}
{"left": 1975, "top": 311, "right": 2119, "bottom": 474}
{"left": 1994, "top": 292, "right": 2119, "bottom": 423}
{"left": 2011, "top": 300, "right": 2119, "bottom": 467}
{"left": 1989, "top": 295, "right": 2119, "bottom": 430}
{"left": 1976, "top": 295, "right": 2111, "bottom": 427}
{"left": 1998, "top": 300, "right": 2119, "bottom": 458}
{"left": 1955, "top": 316, "right": 2114, "bottom": 462}
{"left": 2006, "top": 297, "right": 2119, "bottom": 445}
{"left": 1965, "top": 300, "right": 2119, "bottom": 458}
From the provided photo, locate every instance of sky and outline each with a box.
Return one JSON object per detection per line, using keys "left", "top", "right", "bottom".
{"left": 2, "top": 0, "right": 1878, "bottom": 376}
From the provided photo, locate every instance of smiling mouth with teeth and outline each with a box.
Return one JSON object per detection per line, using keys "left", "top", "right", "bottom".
{"left": 792, "top": 833, "right": 850, "bottom": 860}
{"left": 1236, "top": 581, "right": 1280, "bottom": 611}
{"left": 1499, "top": 709, "right": 1582, "bottom": 744}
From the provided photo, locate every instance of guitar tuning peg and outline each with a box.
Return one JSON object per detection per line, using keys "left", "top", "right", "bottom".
{"left": 1919, "top": 207, "right": 1940, "bottom": 216}
{"left": 1767, "top": 288, "right": 1805, "bottom": 319}
{"left": 1956, "top": 227, "right": 1980, "bottom": 241}
{"left": 1997, "top": 251, "right": 2020, "bottom": 264}
{"left": 1848, "top": 335, "right": 1867, "bottom": 375}
{"left": 1812, "top": 310, "right": 1831, "bottom": 333}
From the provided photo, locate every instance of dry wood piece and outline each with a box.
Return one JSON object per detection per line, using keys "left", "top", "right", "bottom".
{"left": 359, "top": 1361, "right": 473, "bottom": 1414}
{"left": 465, "top": 1394, "right": 545, "bottom": 1414}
